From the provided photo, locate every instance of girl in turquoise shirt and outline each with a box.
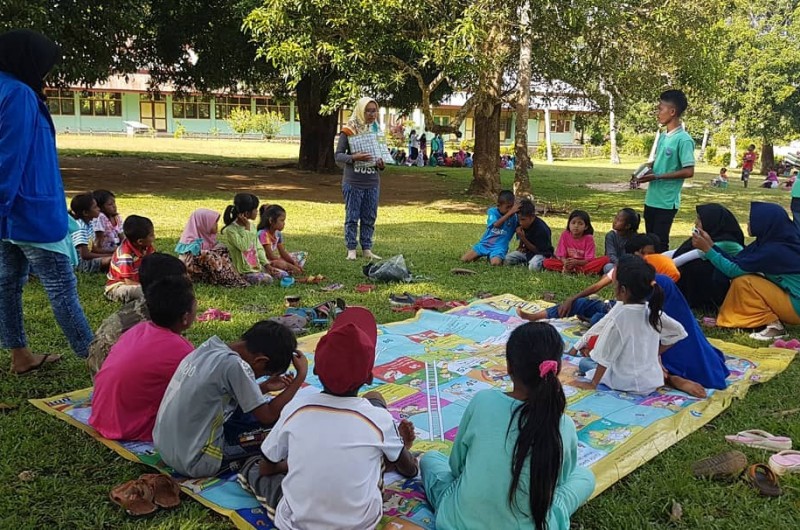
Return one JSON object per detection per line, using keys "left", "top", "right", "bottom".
{"left": 420, "top": 323, "right": 595, "bottom": 530}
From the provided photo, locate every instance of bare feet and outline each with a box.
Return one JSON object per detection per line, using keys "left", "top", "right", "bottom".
{"left": 668, "top": 374, "right": 707, "bottom": 398}
{"left": 516, "top": 307, "right": 546, "bottom": 322}
{"left": 11, "top": 348, "right": 62, "bottom": 375}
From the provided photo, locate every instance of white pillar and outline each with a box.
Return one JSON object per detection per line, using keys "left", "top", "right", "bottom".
{"left": 729, "top": 135, "right": 738, "bottom": 169}
{"left": 543, "top": 108, "right": 553, "bottom": 164}
{"left": 648, "top": 130, "right": 660, "bottom": 162}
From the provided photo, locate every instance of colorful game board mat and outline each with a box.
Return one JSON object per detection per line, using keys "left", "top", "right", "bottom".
{"left": 31, "top": 295, "right": 796, "bottom": 529}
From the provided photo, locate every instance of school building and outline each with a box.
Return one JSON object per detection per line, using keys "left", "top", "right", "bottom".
{"left": 46, "top": 73, "right": 595, "bottom": 146}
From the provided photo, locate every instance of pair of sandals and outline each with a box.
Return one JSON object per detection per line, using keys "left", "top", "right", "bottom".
{"left": 109, "top": 474, "right": 181, "bottom": 516}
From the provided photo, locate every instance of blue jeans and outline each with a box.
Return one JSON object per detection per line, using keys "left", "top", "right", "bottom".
{"left": 0, "top": 241, "right": 93, "bottom": 357}
{"left": 343, "top": 183, "right": 379, "bottom": 251}
{"left": 546, "top": 297, "right": 614, "bottom": 326}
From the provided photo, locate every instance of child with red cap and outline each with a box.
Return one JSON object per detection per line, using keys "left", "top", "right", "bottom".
{"left": 238, "top": 307, "right": 418, "bottom": 529}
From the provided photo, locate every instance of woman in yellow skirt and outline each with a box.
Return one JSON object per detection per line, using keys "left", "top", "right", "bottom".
{"left": 692, "top": 202, "right": 800, "bottom": 341}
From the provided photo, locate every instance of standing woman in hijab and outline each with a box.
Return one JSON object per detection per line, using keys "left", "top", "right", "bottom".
{"left": 335, "top": 97, "right": 385, "bottom": 261}
{"left": 671, "top": 204, "right": 745, "bottom": 310}
{"left": 0, "top": 30, "right": 94, "bottom": 373}
{"left": 693, "top": 202, "right": 800, "bottom": 340}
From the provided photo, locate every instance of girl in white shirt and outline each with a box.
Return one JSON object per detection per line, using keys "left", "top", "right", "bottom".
{"left": 575, "top": 255, "right": 687, "bottom": 395}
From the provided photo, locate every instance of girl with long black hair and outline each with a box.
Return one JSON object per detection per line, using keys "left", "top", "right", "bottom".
{"left": 420, "top": 322, "right": 595, "bottom": 530}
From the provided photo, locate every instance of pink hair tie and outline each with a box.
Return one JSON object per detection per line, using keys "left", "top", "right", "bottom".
{"left": 539, "top": 360, "right": 558, "bottom": 378}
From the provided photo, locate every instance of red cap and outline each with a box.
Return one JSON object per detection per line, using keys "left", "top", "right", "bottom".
{"left": 314, "top": 307, "right": 377, "bottom": 394}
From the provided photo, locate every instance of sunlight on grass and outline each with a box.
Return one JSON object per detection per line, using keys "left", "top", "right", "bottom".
{"left": 1, "top": 157, "right": 798, "bottom": 529}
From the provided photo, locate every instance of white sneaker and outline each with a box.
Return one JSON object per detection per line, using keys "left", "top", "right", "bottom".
{"left": 346, "top": 250, "right": 357, "bottom": 260}
{"left": 363, "top": 250, "right": 381, "bottom": 260}
{"left": 749, "top": 323, "right": 787, "bottom": 341}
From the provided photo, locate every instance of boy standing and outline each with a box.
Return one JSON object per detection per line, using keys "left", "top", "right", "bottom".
{"left": 503, "top": 199, "right": 553, "bottom": 271}
{"left": 461, "top": 190, "right": 520, "bottom": 266}
{"left": 741, "top": 144, "right": 757, "bottom": 188}
{"left": 87, "top": 252, "right": 187, "bottom": 375}
{"left": 635, "top": 90, "right": 695, "bottom": 253}
{"left": 239, "top": 307, "right": 418, "bottom": 529}
{"left": 105, "top": 215, "right": 156, "bottom": 303}
{"left": 153, "top": 321, "right": 307, "bottom": 478}
{"left": 89, "top": 275, "right": 196, "bottom": 441}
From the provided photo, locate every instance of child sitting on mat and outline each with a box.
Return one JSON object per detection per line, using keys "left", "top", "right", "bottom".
{"left": 153, "top": 321, "right": 307, "bottom": 478}
{"left": 89, "top": 275, "right": 196, "bottom": 441}
{"left": 503, "top": 199, "right": 554, "bottom": 271}
{"left": 87, "top": 253, "right": 188, "bottom": 375}
{"left": 461, "top": 190, "right": 520, "bottom": 266}
{"left": 543, "top": 210, "right": 609, "bottom": 274}
{"left": 572, "top": 256, "right": 687, "bottom": 395}
{"left": 219, "top": 193, "right": 275, "bottom": 285}
{"left": 420, "top": 322, "right": 595, "bottom": 530}
{"left": 237, "top": 308, "right": 418, "bottom": 528}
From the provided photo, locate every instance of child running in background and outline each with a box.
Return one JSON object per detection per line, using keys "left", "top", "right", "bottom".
{"left": 87, "top": 253, "right": 187, "bottom": 375}
{"left": 92, "top": 189, "right": 124, "bottom": 253}
{"left": 176, "top": 209, "right": 248, "bottom": 287}
{"left": 543, "top": 210, "right": 609, "bottom": 274}
{"left": 518, "top": 233, "right": 678, "bottom": 324}
{"left": 420, "top": 322, "right": 595, "bottom": 530}
{"left": 257, "top": 204, "right": 307, "bottom": 278}
{"left": 105, "top": 215, "right": 155, "bottom": 303}
{"left": 219, "top": 193, "right": 275, "bottom": 285}
{"left": 238, "top": 308, "right": 418, "bottom": 528}
{"left": 503, "top": 199, "right": 553, "bottom": 271}
{"left": 461, "top": 190, "right": 519, "bottom": 266}
{"left": 572, "top": 256, "right": 687, "bottom": 395}
{"left": 70, "top": 193, "right": 113, "bottom": 273}
{"left": 89, "top": 275, "right": 196, "bottom": 441}
{"left": 603, "top": 207, "right": 640, "bottom": 273}
{"left": 154, "top": 321, "right": 307, "bottom": 478}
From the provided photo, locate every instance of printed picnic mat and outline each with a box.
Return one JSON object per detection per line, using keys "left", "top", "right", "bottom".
{"left": 31, "top": 295, "right": 796, "bottom": 530}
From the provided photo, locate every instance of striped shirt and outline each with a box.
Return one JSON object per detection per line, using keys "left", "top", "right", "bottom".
{"left": 106, "top": 239, "right": 153, "bottom": 286}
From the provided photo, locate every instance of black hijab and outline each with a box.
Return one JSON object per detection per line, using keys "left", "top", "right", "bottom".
{"left": 0, "top": 30, "right": 60, "bottom": 99}
{"left": 674, "top": 203, "right": 745, "bottom": 257}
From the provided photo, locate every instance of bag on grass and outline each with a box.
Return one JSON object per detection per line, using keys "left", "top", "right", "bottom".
{"left": 363, "top": 254, "right": 412, "bottom": 283}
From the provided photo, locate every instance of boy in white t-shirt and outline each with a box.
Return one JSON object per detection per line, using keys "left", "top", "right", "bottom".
{"left": 238, "top": 307, "right": 418, "bottom": 529}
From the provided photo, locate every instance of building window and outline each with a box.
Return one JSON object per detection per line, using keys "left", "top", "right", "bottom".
{"left": 433, "top": 116, "right": 450, "bottom": 126}
{"left": 79, "top": 92, "right": 122, "bottom": 116}
{"left": 464, "top": 117, "right": 474, "bottom": 139}
{"left": 173, "top": 96, "right": 211, "bottom": 119}
{"left": 255, "top": 97, "right": 290, "bottom": 121}
{"left": 44, "top": 89, "right": 75, "bottom": 115}
{"left": 550, "top": 119, "right": 571, "bottom": 133}
{"left": 215, "top": 96, "right": 251, "bottom": 120}
{"left": 504, "top": 116, "right": 513, "bottom": 140}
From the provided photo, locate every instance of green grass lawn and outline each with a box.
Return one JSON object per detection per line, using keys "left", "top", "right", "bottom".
{"left": 1, "top": 156, "right": 799, "bottom": 528}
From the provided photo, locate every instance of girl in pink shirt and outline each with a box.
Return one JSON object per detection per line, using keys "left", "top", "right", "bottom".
{"left": 543, "top": 210, "right": 610, "bottom": 274}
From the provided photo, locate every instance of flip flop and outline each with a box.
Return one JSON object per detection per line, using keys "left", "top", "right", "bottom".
{"left": 320, "top": 283, "right": 344, "bottom": 292}
{"left": 355, "top": 284, "right": 376, "bottom": 293}
{"left": 725, "top": 430, "right": 793, "bottom": 451}
{"left": 450, "top": 268, "right": 477, "bottom": 275}
{"left": 109, "top": 479, "right": 158, "bottom": 516}
{"left": 772, "top": 338, "right": 800, "bottom": 350}
{"left": 768, "top": 450, "right": 800, "bottom": 476}
{"left": 12, "top": 354, "right": 61, "bottom": 375}
{"left": 197, "top": 308, "right": 232, "bottom": 322}
{"left": 742, "top": 463, "right": 782, "bottom": 497}
{"left": 139, "top": 474, "right": 181, "bottom": 509}
{"left": 691, "top": 450, "right": 748, "bottom": 481}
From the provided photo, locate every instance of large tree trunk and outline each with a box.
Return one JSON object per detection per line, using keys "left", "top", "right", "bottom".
{"left": 700, "top": 127, "right": 709, "bottom": 161}
{"left": 296, "top": 74, "right": 338, "bottom": 172}
{"left": 469, "top": 101, "right": 503, "bottom": 196}
{"left": 608, "top": 96, "right": 620, "bottom": 164}
{"left": 543, "top": 108, "right": 554, "bottom": 164}
{"left": 761, "top": 142, "right": 775, "bottom": 175}
{"left": 513, "top": 0, "right": 532, "bottom": 195}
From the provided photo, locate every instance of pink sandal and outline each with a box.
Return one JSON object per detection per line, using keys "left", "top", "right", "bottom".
{"left": 197, "top": 308, "right": 232, "bottom": 322}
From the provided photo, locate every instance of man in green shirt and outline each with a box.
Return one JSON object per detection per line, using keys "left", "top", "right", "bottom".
{"left": 636, "top": 90, "right": 695, "bottom": 252}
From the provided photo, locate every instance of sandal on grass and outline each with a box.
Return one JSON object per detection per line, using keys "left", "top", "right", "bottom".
{"left": 109, "top": 479, "right": 157, "bottom": 516}
{"left": 768, "top": 450, "right": 800, "bottom": 476}
{"left": 749, "top": 323, "right": 786, "bottom": 341}
{"left": 139, "top": 474, "right": 181, "bottom": 509}
{"left": 742, "top": 463, "right": 782, "bottom": 497}
{"left": 12, "top": 353, "right": 61, "bottom": 375}
{"left": 691, "top": 450, "right": 747, "bottom": 480}
{"left": 725, "top": 430, "right": 793, "bottom": 452}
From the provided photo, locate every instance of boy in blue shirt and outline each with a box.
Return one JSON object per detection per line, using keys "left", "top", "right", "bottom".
{"left": 634, "top": 89, "right": 695, "bottom": 252}
{"left": 461, "top": 190, "right": 520, "bottom": 266}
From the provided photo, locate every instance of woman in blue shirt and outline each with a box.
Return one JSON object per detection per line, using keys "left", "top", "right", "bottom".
{"left": 0, "top": 30, "right": 93, "bottom": 373}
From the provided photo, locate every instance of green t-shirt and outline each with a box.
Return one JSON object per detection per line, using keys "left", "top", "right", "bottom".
{"left": 645, "top": 127, "right": 696, "bottom": 210}
{"left": 791, "top": 179, "right": 800, "bottom": 199}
